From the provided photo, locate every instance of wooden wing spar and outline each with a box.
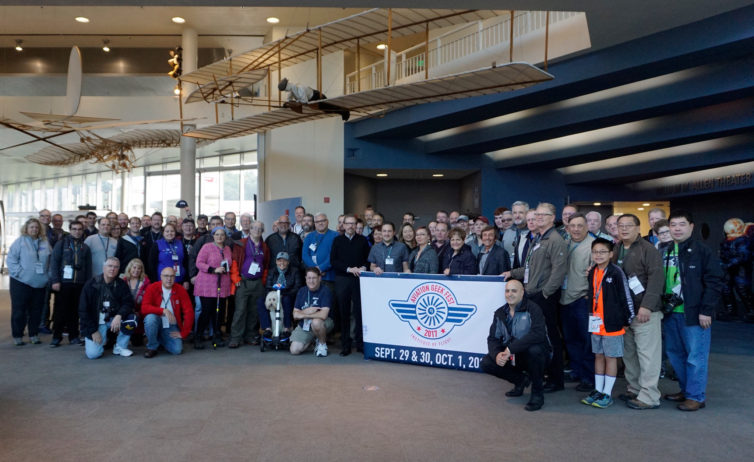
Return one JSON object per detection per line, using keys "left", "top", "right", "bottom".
{"left": 184, "top": 69, "right": 268, "bottom": 104}
{"left": 183, "top": 62, "right": 552, "bottom": 140}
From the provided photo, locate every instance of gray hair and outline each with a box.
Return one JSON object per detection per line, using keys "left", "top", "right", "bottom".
{"left": 536, "top": 202, "right": 556, "bottom": 215}
{"left": 586, "top": 211, "right": 602, "bottom": 222}
{"left": 511, "top": 201, "right": 529, "bottom": 211}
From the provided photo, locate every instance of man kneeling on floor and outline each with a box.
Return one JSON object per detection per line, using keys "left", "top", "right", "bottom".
{"left": 79, "top": 257, "right": 135, "bottom": 359}
{"left": 141, "top": 267, "right": 194, "bottom": 358}
{"left": 290, "top": 267, "right": 335, "bottom": 357}
{"left": 481, "top": 279, "right": 549, "bottom": 411}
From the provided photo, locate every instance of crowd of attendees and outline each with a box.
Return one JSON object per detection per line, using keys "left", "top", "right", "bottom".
{"left": 6, "top": 202, "right": 728, "bottom": 412}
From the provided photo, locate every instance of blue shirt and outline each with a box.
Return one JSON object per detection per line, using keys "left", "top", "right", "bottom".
{"left": 294, "top": 285, "right": 333, "bottom": 311}
{"left": 302, "top": 229, "right": 338, "bottom": 281}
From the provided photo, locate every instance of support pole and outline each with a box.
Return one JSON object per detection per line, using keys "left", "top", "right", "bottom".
{"left": 424, "top": 22, "right": 429, "bottom": 80}
{"left": 544, "top": 11, "right": 550, "bottom": 71}
{"left": 356, "top": 38, "right": 361, "bottom": 92}
{"left": 387, "top": 8, "right": 392, "bottom": 87}
{"left": 277, "top": 43, "right": 282, "bottom": 106}
{"left": 317, "top": 28, "right": 322, "bottom": 93}
{"left": 509, "top": 10, "right": 514, "bottom": 62}
{"left": 180, "top": 28, "right": 198, "bottom": 214}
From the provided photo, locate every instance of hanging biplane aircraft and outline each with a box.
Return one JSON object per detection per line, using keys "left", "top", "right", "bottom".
{"left": 0, "top": 47, "right": 196, "bottom": 172}
{"left": 179, "top": 8, "right": 559, "bottom": 141}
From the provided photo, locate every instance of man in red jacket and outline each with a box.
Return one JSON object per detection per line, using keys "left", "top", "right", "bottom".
{"left": 141, "top": 267, "right": 194, "bottom": 358}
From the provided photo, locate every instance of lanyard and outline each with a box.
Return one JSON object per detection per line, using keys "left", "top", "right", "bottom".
{"left": 26, "top": 237, "right": 42, "bottom": 262}
{"left": 161, "top": 291, "right": 171, "bottom": 308}
{"left": 247, "top": 238, "right": 262, "bottom": 256}
{"left": 99, "top": 235, "right": 110, "bottom": 254}
{"left": 592, "top": 267, "right": 608, "bottom": 311}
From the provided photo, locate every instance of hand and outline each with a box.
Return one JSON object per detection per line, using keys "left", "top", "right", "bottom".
{"left": 163, "top": 309, "right": 176, "bottom": 325}
{"left": 91, "top": 331, "right": 102, "bottom": 345}
{"left": 191, "top": 276, "right": 197, "bottom": 285}
{"left": 636, "top": 307, "right": 651, "bottom": 323}
{"left": 51, "top": 282, "right": 61, "bottom": 292}
{"left": 443, "top": 268, "right": 450, "bottom": 275}
{"left": 501, "top": 271, "right": 511, "bottom": 281}
{"left": 169, "top": 331, "right": 182, "bottom": 339}
{"left": 214, "top": 267, "right": 225, "bottom": 274}
{"left": 183, "top": 282, "right": 190, "bottom": 290}
{"left": 496, "top": 348, "right": 511, "bottom": 366}
{"left": 109, "top": 315, "right": 122, "bottom": 333}
{"left": 348, "top": 267, "right": 361, "bottom": 277}
{"left": 699, "top": 314, "right": 712, "bottom": 329}
{"left": 374, "top": 267, "right": 384, "bottom": 276}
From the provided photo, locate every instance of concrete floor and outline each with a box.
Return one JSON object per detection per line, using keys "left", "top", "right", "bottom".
{"left": 1, "top": 287, "right": 753, "bottom": 462}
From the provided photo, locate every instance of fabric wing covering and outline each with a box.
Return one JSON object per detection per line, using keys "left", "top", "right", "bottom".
{"left": 183, "top": 63, "right": 553, "bottom": 140}
{"left": 184, "top": 69, "right": 269, "bottom": 104}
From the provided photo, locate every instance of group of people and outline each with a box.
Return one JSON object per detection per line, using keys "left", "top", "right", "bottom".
{"left": 7, "top": 202, "right": 724, "bottom": 415}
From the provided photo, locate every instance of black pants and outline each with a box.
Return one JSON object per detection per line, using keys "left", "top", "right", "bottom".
{"left": 481, "top": 343, "right": 547, "bottom": 394}
{"left": 52, "top": 284, "right": 83, "bottom": 341}
{"left": 334, "top": 275, "right": 362, "bottom": 350}
{"left": 41, "top": 285, "right": 53, "bottom": 328}
{"left": 225, "top": 294, "right": 235, "bottom": 334}
{"left": 531, "top": 290, "right": 564, "bottom": 387}
{"left": 10, "top": 278, "right": 45, "bottom": 339}
{"left": 198, "top": 296, "right": 226, "bottom": 341}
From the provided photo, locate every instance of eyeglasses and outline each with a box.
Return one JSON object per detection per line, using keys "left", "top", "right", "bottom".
{"left": 591, "top": 250, "right": 610, "bottom": 255}
{"left": 658, "top": 230, "right": 671, "bottom": 235}
{"left": 314, "top": 220, "right": 327, "bottom": 224}
{"left": 534, "top": 213, "right": 553, "bottom": 217}
{"left": 617, "top": 224, "right": 635, "bottom": 230}
{"left": 344, "top": 221, "right": 356, "bottom": 225}
{"left": 278, "top": 221, "right": 290, "bottom": 225}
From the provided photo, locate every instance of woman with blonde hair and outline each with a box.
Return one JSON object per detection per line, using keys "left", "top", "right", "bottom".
{"left": 122, "top": 258, "right": 151, "bottom": 346}
{"left": 7, "top": 218, "right": 51, "bottom": 346}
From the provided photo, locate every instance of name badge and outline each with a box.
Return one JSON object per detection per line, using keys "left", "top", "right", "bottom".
{"left": 561, "top": 275, "right": 568, "bottom": 290}
{"left": 588, "top": 315, "right": 603, "bottom": 333}
{"left": 248, "top": 262, "right": 260, "bottom": 276}
{"left": 172, "top": 254, "right": 179, "bottom": 261}
{"left": 35, "top": 262, "right": 45, "bottom": 274}
{"left": 99, "top": 312, "right": 106, "bottom": 325}
{"left": 531, "top": 244, "right": 541, "bottom": 253}
{"left": 312, "top": 255, "right": 318, "bottom": 265}
{"left": 672, "top": 284, "right": 683, "bottom": 298}
{"left": 628, "top": 275, "right": 644, "bottom": 295}
{"left": 385, "top": 257, "right": 394, "bottom": 266}
{"left": 302, "top": 319, "right": 312, "bottom": 332}
{"left": 309, "top": 243, "right": 317, "bottom": 252}
{"left": 162, "top": 315, "right": 170, "bottom": 329}
{"left": 524, "top": 267, "right": 530, "bottom": 284}
{"left": 174, "top": 265, "right": 181, "bottom": 277}
{"left": 63, "top": 265, "right": 74, "bottom": 280}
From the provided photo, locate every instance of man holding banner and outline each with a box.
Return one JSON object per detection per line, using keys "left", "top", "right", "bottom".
{"left": 481, "top": 280, "right": 549, "bottom": 411}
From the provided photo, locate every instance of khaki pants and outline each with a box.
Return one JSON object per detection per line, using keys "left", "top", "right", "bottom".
{"left": 231, "top": 278, "right": 265, "bottom": 343}
{"left": 623, "top": 310, "right": 663, "bottom": 406}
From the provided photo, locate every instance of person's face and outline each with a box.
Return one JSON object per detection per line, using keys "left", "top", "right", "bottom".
{"left": 381, "top": 225, "right": 395, "bottom": 243}
{"left": 568, "top": 217, "right": 588, "bottom": 242}
{"left": 250, "top": 222, "right": 264, "bottom": 240}
{"left": 450, "top": 234, "right": 464, "bottom": 250}
{"left": 428, "top": 222, "right": 437, "bottom": 238}
{"left": 372, "top": 215, "right": 383, "bottom": 228}
{"left": 213, "top": 229, "right": 226, "bottom": 245}
{"left": 141, "top": 216, "right": 151, "bottom": 228}
{"left": 182, "top": 221, "right": 195, "bottom": 236}
{"left": 435, "top": 223, "right": 448, "bottom": 242}
{"left": 308, "top": 215, "right": 325, "bottom": 233}
{"left": 591, "top": 243, "right": 612, "bottom": 266}
{"left": 500, "top": 213, "right": 513, "bottom": 230}
{"left": 163, "top": 226, "right": 176, "bottom": 241}
{"left": 403, "top": 214, "right": 414, "bottom": 225}
{"left": 305, "top": 272, "right": 321, "bottom": 291}
{"left": 52, "top": 215, "right": 63, "bottom": 229}
{"left": 39, "top": 211, "right": 51, "bottom": 226}
{"left": 436, "top": 212, "right": 448, "bottom": 224}
{"left": 277, "top": 215, "right": 291, "bottom": 234}
{"left": 99, "top": 219, "right": 111, "bottom": 235}
{"left": 69, "top": 224, "right": 84, "bottom": 239}
{"left": 27, "top": 221, "right": 40, "bottom": 237}
{"left": 474, "top": 221, "right": 485, "bottom": 235}
{"left": 118, "top": 214, "right": 129, "bottom": 229}
{"left": 151, "top": 215, "right": 162, "bottom": 229}
{"left": 669, "top": 217, "right": 694, "bottom": 242}
{"left": 343, "top": 217, "right": 357, "bottom": 236}
{"left": 526, "top": 212, "right": 538, "bottom": 232}
{"left": 198, "top": 217, "right": 208, "bottom": 229}
{"left": 107, "top": 213, "right": 118, "bottom": 224}
{"left": 402, "top": 226, "right": 415, "bottom": 242}
{"left": 606, "top": 216, "right": 619, "bottom": 238}
{"left": 457, "top": 221, "right": 468, "bottom": 232}
{"left": 161, "top": 269, "right": 176, "bottom": 289}
{"left": 481, "top": 229, "right": 496, "bottom": 249}
{"left": 103, "top": 260, "right": 120, "bottom": 280}
{"left": 494, "top": 214, "right": 504, "bottom": 229}
{"left": 512, "top": 205, "right": 527, "bottom": 225}
{"left": 337, "top": 215, "right": 345, "bottom": 232}
{"left": 364, "top": 210, "right": 374, "bottom": 226}
{"left": 562, "top": 206, "right": 577, "bottom": 225}
{"left": 355, "top": 222, "right": 364, "bottom": 235}
{"left": 372, "top": 229, "right": 383, "bottom": 243}
{"left": 110, "top": 225, "right": 121, "bottom": 238}
{"left": 276, "top": 258, "right": 289, "bottom": 271}
{"left": 657, "top": 226, "right": 672, "bottom": 243}
{"left": 535, "top": 207, "right": 554, "bottom": 231}
{"left": 224, "top": 213, "right": 236, "bottom": 228}
{"left": 449, "top": 211, "right": 459, "bottom": 225}
{"left": 302, "top": 215, "right": 314, "bottom": 232}
{"left": 415, "top": 228, "right": 429, "bottom": 246}
{"left": 617, "top": 217, "right": 640, "bottom": 242}
{"left": 129, "top": 262, "right": 143, "bottom": 279}
{"left": 87, "top": 215, "right": 96, "bottom": 227}
{"left": 241, "top": 215, "right": 252, "bottom": 231}
{"left": 209, "top": 218, "right": 223, "bottom": 230}
{"left": 295, "top": 208, "right": 304, "bottom": 222}
{"left": 505, "top": 281, "right": 524, "bottom": 306}
{"left": 129, "top": 218, "right": 141, "bottom": 234}
{"left": 586, "top": 214, "right": 602, "bottom": 234}
{"left": 166, "top": 216, "right": 177, "bottom": 227}
{"left": 648, "top": 211, "right": 665, "bottom": 228}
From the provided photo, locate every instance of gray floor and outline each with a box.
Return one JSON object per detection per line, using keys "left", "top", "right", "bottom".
{"left": 1, "top": 287, "right": 754, "bottom": 462}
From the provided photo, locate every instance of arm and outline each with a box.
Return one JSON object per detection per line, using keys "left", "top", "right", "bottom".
{"left": 6, "top": 240, "right": 21, "bottom": 278}
{"left": 78, "top": 281, "right": 96, "bottom": 338}
{"left": 48, "top": 239, "right": 64, "bottom": 286}
{"left": 486, "top": 310, "right": 507, "bottom": 357}
{"left": 293, "top": 306, "right": 330, "bottom": 320}
{"left": 508, "top": 302, "right": 547, "bottom": 355}
{"left": 195, "top": 244, "right": 211, "bottom": 273}
{"left": 83, "top": 246, "right": 93, "bottom": 282}
{"left": 316, "top": 233, "right": 335, "bottom": 274}
{"left": 140, "top": 283, "right": 165, "bottom": 317}
{"left": 700, "top": 245, "right": 725, "bottom": 319}
{"left": 116, "top": 280, "right": 135, "bottom": 318}
{"left": 640, "top": 244, "right": 665, "bottom": 312}
{"left": 302, "top": 234, "right": 316, "bottom": 268}
{"left": 615, "top": 265, "right": 636, "bottom": 325}
{"left": 330, "top": 237, "right": 347, "bottom": 274}
{"left": 542, "top": 238, "right": 568, "bottom": 298}
{"left": 178, "top": 287, "right": 195, "bottom": 338}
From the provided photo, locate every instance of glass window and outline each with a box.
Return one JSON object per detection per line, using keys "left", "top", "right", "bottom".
{"left": 222, "top": 153, "right": 241, "bottom": 167}
{"left": 241, "top": 169, "right": 258, "bottom": 217}
{"left": 125, "top": 167, "right": 145, "bottom": 218}
{"left": 202, "top": 156, "right": 220, "bottom": 168}
{"left": 242, "top": 151, "right": 258, "bottom": 166}
{"left": 85, "top": 174, "right": 97, "bottom": 208}
{"left": 71, "top": 175, "right": 84, "bottom": 209}
{"left": 101, "top": 172, "right": 114, "bottom": 212}
{"left": 200, "top": 171, "right": 220, "bottom": 216}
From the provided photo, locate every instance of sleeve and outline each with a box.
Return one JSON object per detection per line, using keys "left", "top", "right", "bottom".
{"left": 330, "top": 237, "right": 346, "bottom": 273}
{"left": 367, "top": 245, "right": 378, "bottom": 266}
{"left": 542, "top": 238, "right": 568, "bottom": 298}
{"left": 147, "top": 244, "right": 159, "bottom": 283}
{"left": 508, "top": 302, "right": 548, "bottom": 355}
{"left": 319, "top": 286, "right": 333, "bottom": 310}
{"left": 616, "top": 265, "right": 636, "bottom": 325}
{"left": 463, "top": 252, "right": 477, "bottom": 275}
{"left": 195, "top": 244, "right": 211, "bottom": 273}
{"left": 262, "top": 242, "right": 271, "bottom": 284}
{"left": 302, "top": 234, "right": 316, "bottom": 268}
{"left": 6, "top": 239, "right": 21, "bottom": 279}
{"left": 116, "top": 281, "right": 135, "bottom": 318}
{"left": 188, "top": 238, "right": 200, "bottom": 278}
{"left": 316, "top": 233, "right": 335, "bottom": 274}
{"left": 49, "top": 239, "right": 64, "bottom": 284}
{"left": 230, "top": 245, "right": 242, "bottom": 287}
{"left": 640, "top": 245, "right": 665, "bottom": 311}
{"left": 486, "top": 310, "right": 506, "bottom": 357}
{"left": 500, "top": 249, "right": 511, "bottom": 273}
{"left": 78, "top": 280, "right": 96, "bottom": 338}
{"left": 83, "top": 246, "right": 93, "bottom": 282}
{"left": 700, "top": 246, "right": 725, "bottom": 317}
{"left": 140, "top": 282, "right": 164, "bottom": 317}
{"left": 178, "top": 287, "right": 194, "bottom": 338}
{"left": 293, "top": 287, "right": 305, "bottom": 310}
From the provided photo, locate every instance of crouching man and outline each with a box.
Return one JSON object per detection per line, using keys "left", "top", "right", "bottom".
{"left": 481, "top": 279, "right": 550, "bottom": 411}
{"left": 79, "top": 257, "right": 135, "bottom": 359}
{"left": 141, "top": 267, "right": 194, "bottom": 358}
{"left": 290, "top": 267, "right": 335, "bottom": 357}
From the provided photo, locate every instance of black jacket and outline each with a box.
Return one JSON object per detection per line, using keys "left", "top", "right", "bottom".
{"left": 447, "top": 245, "right": 478, "bottom": 275}
{"left": 477, "top": 244, "right": 511, "bottom": 275}
{"left": 265, "top": 265, "right": 303, "bottom": 297}
{"left": 265, "top": 232, "right": 303, "bottom": 271}
{"left": 330, "top": 233, "right": 370, "bottom": 278}
{"left": 669, "top": 238, "right": 724, "bottom": 325}
{"left": 487, "top": 297, "right": 548, "bottom": 357}
{"left": 587, "top": 263, "right": 635, "bottom": 333}
{"left": 49, "top": 235, "right": 92, "bottom": 286}
{"left": 115, "top": 234, "right": 148, "bottom": 273}
{"left": 78, "top": 275, "right": 134, "bottom": 339}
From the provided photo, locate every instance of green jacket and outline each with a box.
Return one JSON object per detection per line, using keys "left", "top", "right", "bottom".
{"left": 510, "top": 226, "right": 567, "bottom": 298}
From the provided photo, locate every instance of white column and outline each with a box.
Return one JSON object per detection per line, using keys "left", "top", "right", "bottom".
{"left": 180, "top": 29, "right": 198, "bottom": 215}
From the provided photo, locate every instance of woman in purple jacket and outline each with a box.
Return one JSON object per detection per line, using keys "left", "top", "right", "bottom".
{"left": 193, "top": 227, "right": 232, "bottom": 349}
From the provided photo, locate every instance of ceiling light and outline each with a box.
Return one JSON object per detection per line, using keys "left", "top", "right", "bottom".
{"left": 102, "top": 39, "right": 110, "bottom": 52}
{"left": 376, "top": 43, "right": 387, "bottom": 50}
{"left": 14, "top": 40, "right": 23, "bottom": 52}
{"left": 173, "top": 85, "right": 181, "bottom": 96}
{"left": 376, "top": 173, "right": 388, "bottom": 177}
{"left": 593, "top": 202, "right": 601, "bottom": 206}
{"left": 637, "top": 207, "right": 645, "bottom": 211}
{"left": 172, "top": 17, "right": 186, "bottom": 24}
{"left": 266, "top": 17, "right": 280, "bottom": 24}
{"left": 432, "top": 173, "right": 444, "bottom": 177}
{"left": 642, "top": 203, "right": 651, "bottom": 206}
{"left": 75, "top": 17, "right": 90, "bottom": 23}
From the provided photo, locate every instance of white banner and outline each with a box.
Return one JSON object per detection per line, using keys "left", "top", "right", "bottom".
{"left": 360, "top": 272, "right": 506, "bottom": 372}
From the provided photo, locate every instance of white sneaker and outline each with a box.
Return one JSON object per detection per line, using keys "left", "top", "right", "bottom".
{"left": 315, "top": 342, "right": 328, "bottom": 357}
{"left": 113, "top": 346, "right": 133, "bottom": 357}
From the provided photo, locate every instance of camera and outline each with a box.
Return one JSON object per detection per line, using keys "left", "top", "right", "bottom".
{"left": 661, "top": 293, "right": 683, "bottom": 314}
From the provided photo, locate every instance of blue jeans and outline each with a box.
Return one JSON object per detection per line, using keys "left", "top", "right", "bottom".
{"left": 257, "top": 293, "right": 294, "bottom": 330}
{"left": 144, "top": 314, "right": 183, "bottom": 354}
{"left": 85, "top": 321, "right": 131, "bottom": 359}
{"left": 663, "top": 312, "right": 711, "bottom": 402}
{"left": 561, "top": 298, "right": 595, "bottom": 383}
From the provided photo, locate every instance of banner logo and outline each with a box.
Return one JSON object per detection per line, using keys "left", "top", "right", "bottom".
{"left": 389, "top": 282, "right": 477, "bottom": 340}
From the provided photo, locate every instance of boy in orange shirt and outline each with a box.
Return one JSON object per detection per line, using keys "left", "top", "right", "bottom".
{"left": 582, "top": 238, "right": 635, "bottom": 408}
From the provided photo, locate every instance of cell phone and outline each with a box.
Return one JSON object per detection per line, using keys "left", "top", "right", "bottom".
{"left": 221, "top": 260, "right": 229, "bottom": 271}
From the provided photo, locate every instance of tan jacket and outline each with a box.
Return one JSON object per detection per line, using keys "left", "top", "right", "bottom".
{"left": 612, "top": 235, "right": 664, "bottom": 311}
{"left": 510, "top": 226, "right": 567, "bottom": 298}
{"left": 560, "top": 234, "right": 595, "bottom": 305}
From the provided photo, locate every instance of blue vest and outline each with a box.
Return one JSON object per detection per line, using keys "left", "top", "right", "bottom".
{"left": 157, "top": 239, "right": 186, "bottom": 282}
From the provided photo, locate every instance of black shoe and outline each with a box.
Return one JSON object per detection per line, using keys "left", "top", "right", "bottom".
{"left": 144, "top": 349, "right": 158, "bottom": 358}
{"left": 575, "top": 381, "right": 594, "bottom": 393}
{"left": 564, "top": 371, "right": 579, "bottom": 383}
{"left": 543, "top": 383, "right": 564, "bottom": 393}
{"left": 618, "top": 392, "right": 638, "bottom": 402}
{"left": 525, "top": 395, "right": 544, "bottom": 412}
{"left": 505, "top": 376, "right": 531, "bottom": 397}
{"left": 49, "top": 338, "right": 62, "bottom": 348}
{"left": 340, "top": 348, "right": 351, "bottom": 357}
{"left": 212, "top": 338, "right": 225, "bottom": 348}
{"left": 251, "top": 334, "right": 261, "bottom": 346}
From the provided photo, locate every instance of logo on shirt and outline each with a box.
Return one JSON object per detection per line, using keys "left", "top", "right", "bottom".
{"left": 388, "top": 282, "right": 476, "bottom": 340}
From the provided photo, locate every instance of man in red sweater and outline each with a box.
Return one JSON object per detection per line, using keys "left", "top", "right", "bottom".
{"left": 141, "top": 267, "right": 194, "bottom": 358}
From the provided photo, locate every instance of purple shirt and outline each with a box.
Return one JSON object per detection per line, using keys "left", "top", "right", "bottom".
{"left": 241, "top": 238, "right": 265, "bottom": 279}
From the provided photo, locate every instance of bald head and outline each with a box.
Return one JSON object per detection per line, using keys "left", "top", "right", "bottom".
{"left": 505, "top": 279, "right": 525, "bottom": 307}
{"left": 161, "top": 267, "right": 176, "bottom": 289}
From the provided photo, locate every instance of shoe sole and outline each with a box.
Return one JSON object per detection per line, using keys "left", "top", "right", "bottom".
{"left": 592, "top": 400, "right": 614, "bottom": 409}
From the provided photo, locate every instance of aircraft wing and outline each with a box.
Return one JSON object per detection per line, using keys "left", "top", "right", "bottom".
{"left": 183, "top": 62, "right": 552, "bottom": 140}
{"left": 184, "top": 69, "right": 268, "bottom": 104}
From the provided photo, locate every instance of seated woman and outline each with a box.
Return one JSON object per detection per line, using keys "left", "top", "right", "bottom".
{"left": 444, "top": 228, "right": 477, "bottom": 275}
{"left": 257, "top": 252, "right": 303, "bottom": 340}
{"left": 408, "top": 226, "right": 439, "bottom": 274}
{"left": 122, "top": 258, "right": 150, "bottom": 346}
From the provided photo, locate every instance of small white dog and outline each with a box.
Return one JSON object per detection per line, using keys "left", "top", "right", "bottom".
{"left": 265, "top": 291, "right": 280, "bottom": 312}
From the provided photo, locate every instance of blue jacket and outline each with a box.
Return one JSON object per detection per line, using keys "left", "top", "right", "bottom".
{"left": 302, "top": 229, "right": 338, "bottom": 281}
{"left": 7, "top": 235, "right": 51, "bottom": 288}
